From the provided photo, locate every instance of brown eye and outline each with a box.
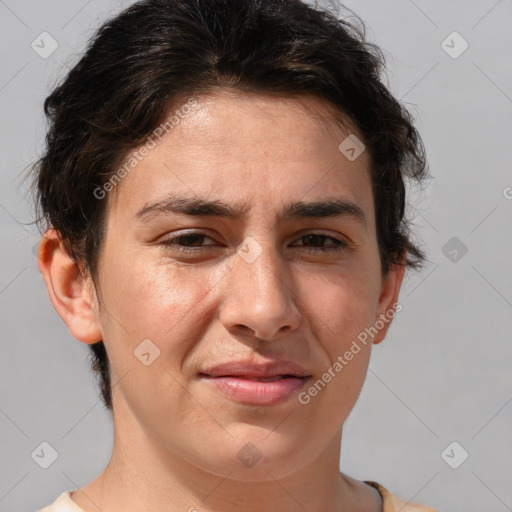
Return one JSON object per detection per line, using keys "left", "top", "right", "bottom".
{"left": 292, "top": 233, "right": 348, "bottom": 253}
{"left": 160, "top": 232, "right": 218, "bottom": 255}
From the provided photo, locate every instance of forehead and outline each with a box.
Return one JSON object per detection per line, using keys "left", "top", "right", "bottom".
{"left": 166, "top": 90, "right": 365, "bottom": 161}
{"left": 109, "top": 90, "right": 374, "bottom": 224}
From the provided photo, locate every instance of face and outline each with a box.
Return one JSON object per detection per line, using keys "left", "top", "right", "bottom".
{"left": 43, "top": 90, "right": 404, "bottom": 481}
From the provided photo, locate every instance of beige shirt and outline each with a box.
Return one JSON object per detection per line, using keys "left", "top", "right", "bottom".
{"left": 38, "top": 480, "right": 438, "bottom": 512}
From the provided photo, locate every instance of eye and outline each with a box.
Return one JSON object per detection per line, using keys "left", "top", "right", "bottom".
{"left": 159, "top": 231, "right": 218, "bottom": 255}
{"left": 159, "top": 231, "right": 349, "bottom": 257}
{"left": 292, "top": 233, "right": 348, "bottom": 254}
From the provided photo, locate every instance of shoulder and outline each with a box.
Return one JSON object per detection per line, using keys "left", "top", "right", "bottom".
{"left": 37, "top": 482, "right": 439, "bottom": 512}
{"left": 364, "top": 481, "right": 439, "bottom": 512}
{"left": 37, "top": 490, "right": 85, "bottom": 512}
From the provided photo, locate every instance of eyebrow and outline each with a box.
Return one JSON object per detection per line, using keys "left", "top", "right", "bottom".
{"left": 134, "top": 195, "right": 366, "bottom": 226}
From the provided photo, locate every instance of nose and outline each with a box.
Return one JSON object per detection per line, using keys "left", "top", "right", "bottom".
{"left": 219, "top": 240, "right": 302, "bottom": 341}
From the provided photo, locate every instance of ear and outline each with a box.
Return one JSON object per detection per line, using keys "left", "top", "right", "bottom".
{"left": 37, "top": 228, "right": 102, "bottom": 344}
{"left": 372, "top": 253, "right": 406, "bottom": 345}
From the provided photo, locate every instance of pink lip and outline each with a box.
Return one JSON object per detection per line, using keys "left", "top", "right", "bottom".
{"left": 201, "top": 375, "right": 309, "bottom": 405}
{"left": 199, "top": 359, "right": 312, "bottom": 405}
{"left": 201, "top": 360, "right": 310, "bottom": 379}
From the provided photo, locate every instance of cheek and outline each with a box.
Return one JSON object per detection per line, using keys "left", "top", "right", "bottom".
{"left": 97, "top": 262, "right": 220, "bottom": 422}
{"left": 97, "top": 257, "right": 221, "bottom": 376}
{"left": 302, "top": 266, "right": 379, "bottom": 341}
{"left": 298, "top": 269, "right": 378, "bottom": 405}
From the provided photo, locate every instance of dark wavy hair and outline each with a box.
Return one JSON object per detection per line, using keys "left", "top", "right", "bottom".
{"left": 27, "top": 0, "right": 429, "bottom": 411}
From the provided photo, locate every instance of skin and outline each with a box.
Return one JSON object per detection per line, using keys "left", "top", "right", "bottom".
{"left": 38, "top": 90, "right": 405, "bottom": 512}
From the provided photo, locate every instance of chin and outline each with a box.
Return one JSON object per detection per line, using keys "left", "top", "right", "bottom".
{"left": 191, "top": 434, "right": 312, "bottom": 482}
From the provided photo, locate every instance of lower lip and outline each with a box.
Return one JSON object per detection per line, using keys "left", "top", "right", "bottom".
{"left": 202, "top": 375, "right": 310, "bottom": 406}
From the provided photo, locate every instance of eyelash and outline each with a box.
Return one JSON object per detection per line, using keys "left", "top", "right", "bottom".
{"left": 160, "top": 232, "right": 348, "bottom": 255}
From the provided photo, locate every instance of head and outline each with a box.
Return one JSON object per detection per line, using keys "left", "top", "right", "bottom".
{"left": 30, "top": 0, "right": 428, "bottom": 479}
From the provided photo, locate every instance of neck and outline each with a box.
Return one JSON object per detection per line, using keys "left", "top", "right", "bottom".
{"left": 70, "top": 401, "right": 380, "bottom": 512}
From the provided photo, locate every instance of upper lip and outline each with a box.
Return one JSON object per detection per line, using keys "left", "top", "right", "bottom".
{"left": 200, "top": 360, "right": 311, "bottom": 379}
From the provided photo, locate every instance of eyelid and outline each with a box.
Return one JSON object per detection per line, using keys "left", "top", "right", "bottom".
{"left": 159, "top": 229, "right": 351, "bottom": 257}
{"left": 292, "top": 228, "right": 351, "bottom": 244}
{"left": 159, "top": 230, "right": 219, "bottom": 246}
{"left": 291, "top": 234, "right": 347, "bottom": 245}
{"left": 159, "top": 229, "right": 348, "bottom": 244}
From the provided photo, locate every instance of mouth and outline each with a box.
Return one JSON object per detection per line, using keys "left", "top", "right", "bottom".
{"left": 199, "top": 373, "right": 311, "bottom": 406}
{"left": 200, "top": 373, "right": 303, "bottom": 381}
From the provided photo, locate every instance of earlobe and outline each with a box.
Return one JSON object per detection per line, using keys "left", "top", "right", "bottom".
{"left": 372, "top": 256, "right": 406, "bottom": 345}
{"left": 37, "top": 228, "right": 103, "bottom": 344}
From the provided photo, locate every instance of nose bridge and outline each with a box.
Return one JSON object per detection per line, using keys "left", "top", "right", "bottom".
{"left": 220, "top": 236, "right": 301, "bottom": 340}
{"left": 240, "top": 239, "right": 286, "bottom": 302}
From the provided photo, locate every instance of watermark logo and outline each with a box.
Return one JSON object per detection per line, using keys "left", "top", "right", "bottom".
{"left": 237, "top": 442, "right": 263, "bottom": 468}
{"left": 441, "top": 441, "right": 469, "bottom": 469}
{"left": 442, "top": 236, "right": 468, "bottom": 263}
{"left": 134, "top": 338, "right": 161, "bottom": 366}
{"left": 441, "top": 31, "right": 469, "bottom": 59}
{"left": 236, "top": 237, "right": 263, "bottom": 264}
{"left": 31, "top": 32, "right": 58, "bottom": 59}
{"left": 338, "top": 134, "right": 365, "bottom": 161}
{"left": 31, "top": 441, "right": 59, "bottom": 469}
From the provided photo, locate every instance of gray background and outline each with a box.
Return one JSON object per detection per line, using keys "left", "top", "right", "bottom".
{"left": 1, "top": 1, "right": 511, "bottom": 511}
